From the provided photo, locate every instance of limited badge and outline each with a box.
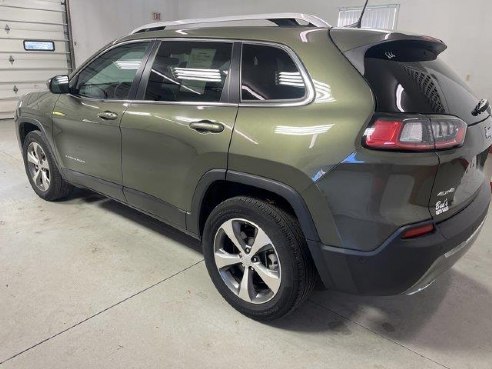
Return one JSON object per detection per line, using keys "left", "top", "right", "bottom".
{"left": 437, "top": 188, "right": 455, "bottom": 197}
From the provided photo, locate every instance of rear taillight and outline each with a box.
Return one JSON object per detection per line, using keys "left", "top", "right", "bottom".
{"left": 363, "top": 115, "right": 467, "bottom": 151}
{"left": 431, "top": 117, "right": 467, "bottom": 149}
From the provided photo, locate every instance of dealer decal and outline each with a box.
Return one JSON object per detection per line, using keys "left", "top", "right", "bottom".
{"left": 436, "top": 199, "right": 449, "bottom": 215}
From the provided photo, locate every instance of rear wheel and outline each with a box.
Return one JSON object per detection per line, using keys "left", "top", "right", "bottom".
{"left": 203, "top": 197, "right": 316, "bottom": 321}
{"left": 23, "top": 130, "right": 73, "bottom": 201}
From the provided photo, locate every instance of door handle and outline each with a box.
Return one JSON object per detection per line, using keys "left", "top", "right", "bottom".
{"left": 189, "top": 120, "right": 225, "bottom": 133}
{"left": 98, "top": 111, "right": 118, "bottom": 120}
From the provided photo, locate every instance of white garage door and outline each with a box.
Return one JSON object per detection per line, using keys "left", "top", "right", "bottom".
{"left": 0, "top": 0, "right": 73, "bottom": 119}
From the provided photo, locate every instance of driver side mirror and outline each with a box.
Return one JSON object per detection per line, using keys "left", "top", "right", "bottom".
{"left": 48, "top": 75, "right": 70, "bottom": 94}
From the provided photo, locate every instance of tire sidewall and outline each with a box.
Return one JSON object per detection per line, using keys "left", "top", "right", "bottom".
{"left": 203, "top": 198, "right": 300, "bottom": 316}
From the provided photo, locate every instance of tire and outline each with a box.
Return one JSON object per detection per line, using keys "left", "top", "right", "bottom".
{"left": 203, "top": 196, "right": 317, "bottom": 321}
{"left": 22, "top": 130, "right": 73, "bottom": 201}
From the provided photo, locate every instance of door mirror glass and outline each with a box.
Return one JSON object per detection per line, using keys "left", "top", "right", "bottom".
{"left": 49, "top": 75, "right": 70, "bottom": 94}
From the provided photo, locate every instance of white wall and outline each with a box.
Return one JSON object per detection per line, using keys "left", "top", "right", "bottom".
{"left": 69, "top": 0, "right": 179, "bottom": 66}
{"left": 68, "top": 0, "right": 491, "bottom": 100}
{"left": 175, "top": 0, "right": 492, "bottom": 100}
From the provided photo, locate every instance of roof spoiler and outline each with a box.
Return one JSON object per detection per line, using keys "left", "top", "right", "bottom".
{"left": 330, "top": 28, "right": 447, "bottom": 74}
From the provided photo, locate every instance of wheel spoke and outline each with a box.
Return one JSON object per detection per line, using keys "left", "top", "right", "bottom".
{"left": 32, "top": 169, "right": 41, "bottom": 185}
{"left": 34, "top": 143, "right": 44, "bottom": 162}
{"left": 253, "top": 263, "right": 281, "bottom": 294}
{"left": 220, "top": 220, "right": 245, "bottom": 254}
{"left": 249, "top": 227, "right": 272, "bottom": 256}
{"left": 40, "top": 160, "right": 49, "bottom": 170}
{"left": 214, "top": 250, "right": 241, "bottom": 269}
{"left": 41, "top": 171, "right": 50, "bottom": 189}
{"left": 27, "top": 151, "right": 39, "bottom": 165}
{"left": 238, "top": 267, "right": 254, "bottom": 302}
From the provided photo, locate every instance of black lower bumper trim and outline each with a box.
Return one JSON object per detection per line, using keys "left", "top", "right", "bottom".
{"left": 310, "top": 182, "right": 490, "bottom": 295}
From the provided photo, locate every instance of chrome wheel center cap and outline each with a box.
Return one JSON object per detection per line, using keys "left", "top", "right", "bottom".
{"left": 241, "top": 256, "right": 252, "bottom": 268}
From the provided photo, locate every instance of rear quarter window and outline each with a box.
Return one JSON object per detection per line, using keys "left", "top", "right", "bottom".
{"left": 240, "top": 44, "right": 307, "bottom": 102}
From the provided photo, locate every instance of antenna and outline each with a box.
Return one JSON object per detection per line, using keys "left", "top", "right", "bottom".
{"left": 346, "top": 0, "right": 369, "bottom": 28}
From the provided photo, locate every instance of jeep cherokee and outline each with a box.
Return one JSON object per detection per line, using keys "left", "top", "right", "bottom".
{"left": 15, "top": 14, "right": 492, "bottom": 320}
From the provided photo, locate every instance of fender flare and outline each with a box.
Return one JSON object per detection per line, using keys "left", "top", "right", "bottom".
{"left": 187, "top": 170, "right": 320, "bottom": 242}
{"left": 17, "top": 117, "right": 63, "bottom": 173}
{"left": 17, "top": 117, "right": 46, "bottom": 144}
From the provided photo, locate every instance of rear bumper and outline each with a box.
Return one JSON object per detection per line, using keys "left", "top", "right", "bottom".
{"left": 308, "top": 182, "right": 490, "bottom": 295}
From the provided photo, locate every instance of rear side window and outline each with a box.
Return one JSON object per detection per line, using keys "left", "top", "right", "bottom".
{"left": 144, "top": 41, "right": 232, "bottom": 103}
{"left": 241, "top": 44, "right": 306, "bottom": 102}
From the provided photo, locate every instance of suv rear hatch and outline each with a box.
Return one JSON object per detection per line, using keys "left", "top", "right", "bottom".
{"left": 331, "top": 28, "right": 492, "bottom": 226}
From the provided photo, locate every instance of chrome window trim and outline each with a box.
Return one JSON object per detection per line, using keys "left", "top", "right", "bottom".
{"left": 67, "top": 37, "right": 314, "bottom": 108}
{"left": 65, "top": 94, "right": 130, "bottom": 105}
{"left": 238, "top": 41, "right": 315, "bottom": 108}
{"left": 65, "top": 93, "right": 238, "bottom": 107}
{"left": 66, "top": 94, "right": 238, "bottom": 107}
{"left": 128, "top": 100, "right": 238, "bottom": 107}
{"left": 135, "top": 38, "right": 236, "bottom": 106}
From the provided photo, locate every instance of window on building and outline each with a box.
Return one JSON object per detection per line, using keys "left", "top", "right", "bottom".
{"left": 337, "top": 4, "right": 399, "bottom": 30}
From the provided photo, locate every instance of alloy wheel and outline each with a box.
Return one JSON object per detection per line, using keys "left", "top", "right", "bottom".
{"left": 213, "top": 218, "right": 281, "bottom": 304}
{"left": 26, "top": 142, "right": 50, "bottom": 191}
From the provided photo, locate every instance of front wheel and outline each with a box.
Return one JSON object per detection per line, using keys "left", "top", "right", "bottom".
{"left": 23, "top": 130, "right": 73, "bottom": 201}
{"left": 203, "top": 197, "right": 316, "bottom": 321}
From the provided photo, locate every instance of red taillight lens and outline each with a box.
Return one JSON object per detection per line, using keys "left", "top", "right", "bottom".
{"left": 402, "top": 224, "right": 435, "bottom": 239}
{"left": 363, "top": 119, "right": 403, "bottom": 149}
{"left": 363, "top": 116, "right": 467, "bottom": 151}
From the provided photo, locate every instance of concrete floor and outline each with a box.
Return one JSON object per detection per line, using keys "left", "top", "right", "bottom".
{"left": 1, "top": 119, "right": 491, "bottom": 369}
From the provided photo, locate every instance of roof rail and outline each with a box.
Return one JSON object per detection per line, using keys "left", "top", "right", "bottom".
{"left": 130, "top": 13, "right": 331, "bottom": 34}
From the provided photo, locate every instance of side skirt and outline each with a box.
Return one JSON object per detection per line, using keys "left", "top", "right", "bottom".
{"left": 62, "top": 169, "right": 196, "bottom": 239}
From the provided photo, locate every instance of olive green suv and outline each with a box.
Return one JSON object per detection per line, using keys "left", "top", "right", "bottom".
{"left": 15, "top": 14, "right": 492, "bottom": 320}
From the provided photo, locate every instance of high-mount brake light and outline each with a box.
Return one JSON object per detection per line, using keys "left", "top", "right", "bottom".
{"left": 363, "top": 116, "right": 467, "bottom": 151}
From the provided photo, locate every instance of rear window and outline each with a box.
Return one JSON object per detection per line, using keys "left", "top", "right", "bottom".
{"left": 364, "top": 42, "right": 482, "bottom": 124}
